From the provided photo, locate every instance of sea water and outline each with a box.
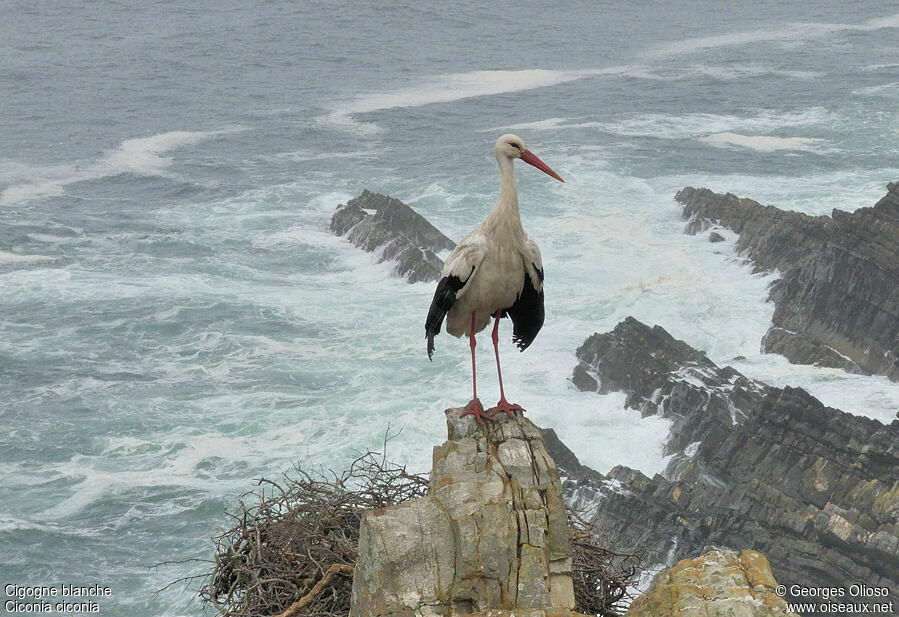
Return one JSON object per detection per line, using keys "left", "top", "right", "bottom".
{"left": 1, "top": 1, "right": 897, "bottom": 614}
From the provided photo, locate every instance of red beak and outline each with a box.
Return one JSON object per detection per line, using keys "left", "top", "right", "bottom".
{"left": 520, "top": 150, "right": 565, "bottom": 182}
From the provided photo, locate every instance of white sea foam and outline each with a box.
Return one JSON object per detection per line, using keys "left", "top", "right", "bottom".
{"left": 0, "top": 128, "right": 241, "bottom": 206}
{"left": 484, "top": 109, "right": 837, "bottom": 149}
{"left": 731, "top": 356, "right": 899, "bottom": 424}
{"left": 584, "top": 63, "right": 821, "bottom": 83}
{"left": 0, "top": 268, "right": 227, "bottom": 303}
{"left": 645, "top": 12, "right": 899, "bottom": 57}
{"left": 861, "top": 62, "right": 899, "bottom": 71}
{"left": 852, "top": 81, "right": 899, "bottom": 96}
{"left": 489, "top": 109, "right": 843, "bottom": 164}
{"left": 653, "top": 169, "right": 896, "bottom": 216}
{"left": 317, "top": 13, "right": 899, "bottom": 136}
{"left": 591, "top": 108, "right": 836, "bottom": 139}
{"left": 0, "top": 517, "right": 90, "bottom": 536}
{"left": 37, "top": 432, "right": 266, "bottom": 520}
{"left": 405, "top": 182, "right": 469, "bottom": 212}
{"left": 263, "top": 149, "right": 380, "bottom": 162}
{"left": 0, "top": 250, "right": 55, "bottom": 263}
{"left": 483, "top": 117, "right": 609, "bottom": 134}
{"left": 674, "top": 64, "right": 820, "bottom": 81}
{"left": 320, "top": 66, "right": 645, "bottom": 134}
{"left": 489, "top": 109, "right": 837, "bottom": 146}
{"left": 321, "top": 57, "right": 833, "bottom": 136}
{"left": 482, "top": 117, "right": 574, "bottom": 132}
{"left": 697, "top": 132, "right": 828, "bottom": 152}
{"left": 321, "top": 69, "right": 582, "bottom": 134}
{"left": 26, "top": 232, "right": 77, "bottom": 244}
{"left": 0, "top": 160, "right": 73, "bottom": 185}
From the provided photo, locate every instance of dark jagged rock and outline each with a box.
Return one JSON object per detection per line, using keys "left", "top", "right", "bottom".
{"left": 331, "top": 190, "right": 456, "bottom": 283}
{"left": 676, "top": 183, "right": 899, "bottom": 381}
{"left": 708, "top": 231, "right": 725, "bottom": 243}
{"left": 572, "top": 317, "right": 765, "bottom": 456}
{"left": 761, "top": 327, "right": 863, "bottom": 373}
{"left": 563, "top": 318, "right": 899, "bottom": 615}
{"left": 540, "top": 428, "right": 605, "bottom": 486}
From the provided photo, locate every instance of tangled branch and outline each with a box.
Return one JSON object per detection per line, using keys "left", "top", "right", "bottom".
{"left": 192, "top": 450, "right": 640, "bottom": 617}
{"left": 199, "top": 451, "right": 427, "bottom": 617}
{"left": 568, "top": 508, "right": 642, "bottom": 616}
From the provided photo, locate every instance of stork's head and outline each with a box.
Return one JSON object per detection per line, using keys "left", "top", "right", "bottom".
{"left": 495, "top": 133, "right": 564, "bottom": 182}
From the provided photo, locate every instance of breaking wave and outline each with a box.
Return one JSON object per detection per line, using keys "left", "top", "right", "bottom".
{"left": 0, "top": 129, "right": 241, "bottom": 206}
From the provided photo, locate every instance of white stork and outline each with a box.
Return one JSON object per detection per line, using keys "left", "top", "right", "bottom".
{"left": 425, "top": 134, "right": 564, "bottom": 422}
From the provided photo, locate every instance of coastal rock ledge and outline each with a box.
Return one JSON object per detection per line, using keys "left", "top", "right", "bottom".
{"left": 564, "top": 317, "right": 899, "bottom": 614}
{"left": 675, "top": 183, "right": 899, "bottom": 381}
{"left": 626, "top": 550, "right": 798, "bottom": 617}
{"left": 332, "top": 190, "right": 455, "bottom": 283}
{"left": 349, "top": 408, "right": 578, "bottom": 617}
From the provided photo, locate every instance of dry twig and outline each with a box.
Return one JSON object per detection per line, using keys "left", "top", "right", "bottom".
{"left": 274, "top": 563, "right": 354, "bottom": 617}
{"left": 568, "top": 507, "right": 642, "bottom": 616}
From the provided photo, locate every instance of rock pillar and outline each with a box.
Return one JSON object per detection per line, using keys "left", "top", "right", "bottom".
{"left": 349, "top": 408, "right": 576, "bottom": 617}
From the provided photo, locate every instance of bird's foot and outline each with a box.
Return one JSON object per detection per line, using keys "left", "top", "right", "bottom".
{"left": 460, "top": 398, "right": 491, "bottom": 424}
{"left": 487, "top": 398, "right": 525, "bottom": 419}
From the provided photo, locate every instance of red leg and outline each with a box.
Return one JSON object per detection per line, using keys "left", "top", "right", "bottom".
{"left": 488, "top": 310, "right": 525, "bottom": 418}
{"left": 460, "top": 312, "right": 489, "bottom": 423}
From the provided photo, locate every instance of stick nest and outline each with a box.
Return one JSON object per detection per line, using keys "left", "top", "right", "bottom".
{"left": 196, "top": 452, "right": 639, "bottom": 617}
{"left": 199, "top": 451, "right": 427, "bottom": 617}
{"left": 568, "top": 509, "right": 641, "bottom": 616}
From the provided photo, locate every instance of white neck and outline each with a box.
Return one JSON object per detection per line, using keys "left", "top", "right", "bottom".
{"left": 487, "top": 154, "right": 522, "bottom": 230}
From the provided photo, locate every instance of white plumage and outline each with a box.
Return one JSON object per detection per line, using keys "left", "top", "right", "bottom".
{"left": 425, "top": 134, "right": 563, "bottom": 420}
{"left": 442, "top": 222, "right": 543, "bottom": 338}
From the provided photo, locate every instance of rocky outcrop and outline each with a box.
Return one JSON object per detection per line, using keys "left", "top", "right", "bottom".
{"left": 332, "top": 190, "right": 455, "bottom": 283}
{"left": 350, "top": 407, "right": 577, "bottom": 617}
{"left": 625, "top": 550, "right": 798, "bottom": 617}
{"left": 564, "top": 318, "right": 899, "bottom": 615}
{"left": 676, "top": 183, "right": 899, "bottom": 381}
{"left": 761, "top": 327, "right": 863, "bottom": 373}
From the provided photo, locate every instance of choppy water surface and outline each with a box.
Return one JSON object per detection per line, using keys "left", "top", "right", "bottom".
{"left": 1, "top": 1, "right": 897, "bottom": 614}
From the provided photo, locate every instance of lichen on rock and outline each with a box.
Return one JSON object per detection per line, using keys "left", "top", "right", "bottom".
{"left": 625, "top": 549, "right": 798, "bottom": 617}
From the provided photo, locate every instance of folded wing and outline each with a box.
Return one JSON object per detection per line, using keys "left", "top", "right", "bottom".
{"left": 425, "top": 236, "right": 487, "bottom": 359}
{"left": 506, "top": 238, "right": 544, "bottom": 351}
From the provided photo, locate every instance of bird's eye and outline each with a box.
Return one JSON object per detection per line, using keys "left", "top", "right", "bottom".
{"left": 509, "top": 142, "right": 521, "bottom": 150}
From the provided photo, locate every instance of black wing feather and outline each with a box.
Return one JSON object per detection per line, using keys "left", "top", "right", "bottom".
{"left": 506, "top": 265, "right": 544, "bottom": 351}
{"left": 425, "top": 267, "right": 472, "bottom": 359}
